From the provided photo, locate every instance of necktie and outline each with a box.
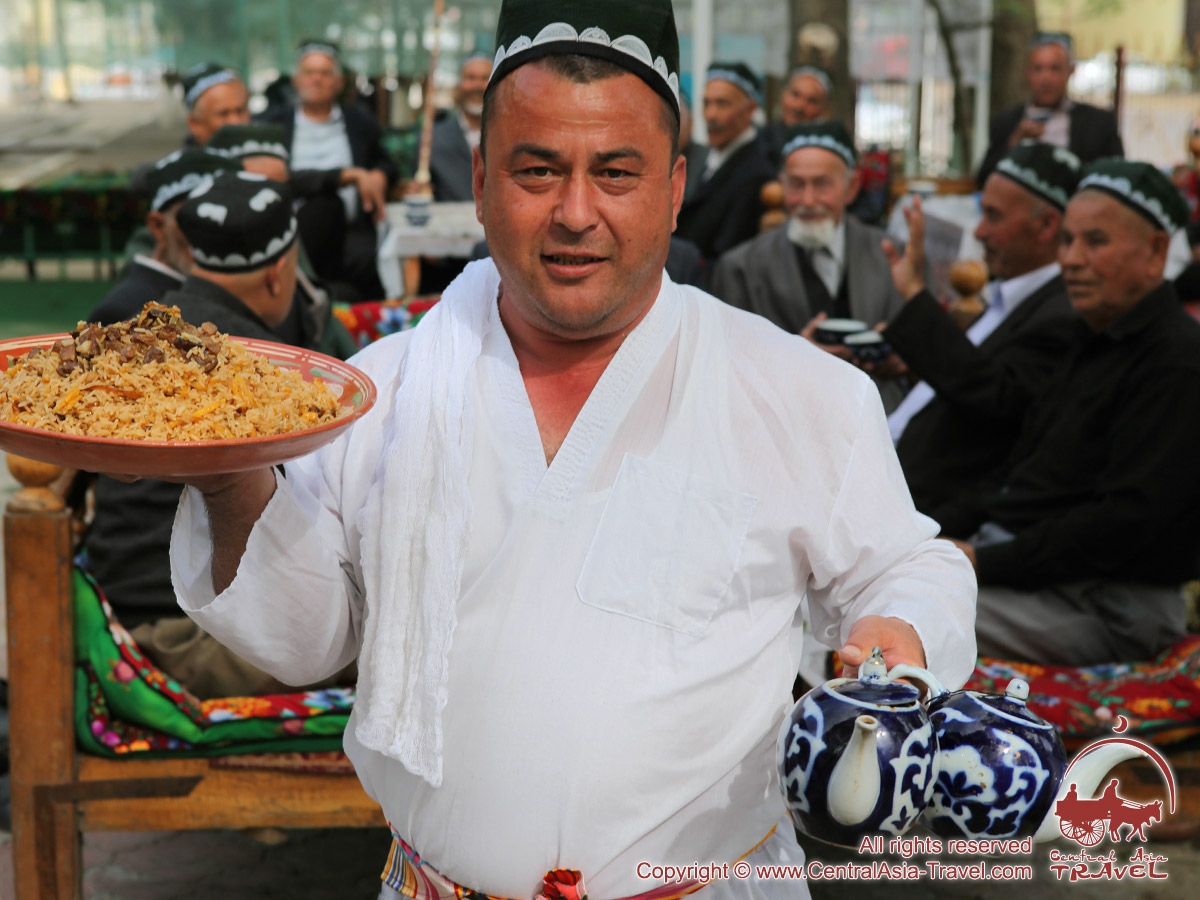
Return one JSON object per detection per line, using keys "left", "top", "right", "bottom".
{"left": 797, "top": 246, "right": 835, "bottom": 318}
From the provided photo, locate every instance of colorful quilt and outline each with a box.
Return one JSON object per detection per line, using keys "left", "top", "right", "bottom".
{"left": 965, "top": 638, "right": 1200, "bottom": 746}
{"left": 74, "top": 568, "right": 355, "bottom": 758}
{"left": 332, "top": 296, "right": 441, "bottom": 349}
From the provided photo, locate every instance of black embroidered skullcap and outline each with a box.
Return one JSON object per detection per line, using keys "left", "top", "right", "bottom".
{"left": 208, "top": 124, "right": 290, "bottom": 163}
{"left": 788, "top": 65, "right": 833, "bottom": 98}
{"left": 144, "top": 148, "right": 242, "bottom": 213}
{"left": 176, "top": 172, "right": 299, "bottom": 273}
{"left": 181, "top": 62, "right": 241, "bottom": 109}
{"left": 487, "top": 0, "right": 681, "bottom": 116}
{"left": 780, "top": 121, "right": 857, "bottom": 169}
{"left": 1076, "top": 158, "right": 1189, "bottom": 234}
{"left": 707, "top": 61, "right": 762, "bottom": 105}
{"left": 994, "top": 142, "right": 1081, "bottom": 211}
{"left": 297, "top": 38, "right": 342, "bottom": 69}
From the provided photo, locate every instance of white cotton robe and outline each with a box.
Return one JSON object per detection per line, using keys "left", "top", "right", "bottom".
{"left": 171, "top": 271, "right": 976, "bottom": 899}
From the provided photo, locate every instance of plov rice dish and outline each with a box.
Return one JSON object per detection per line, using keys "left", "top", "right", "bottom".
{"left": 0, "top": 302, "right": 342, "bottom": 440}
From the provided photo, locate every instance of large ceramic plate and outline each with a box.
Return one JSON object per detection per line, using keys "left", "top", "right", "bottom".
{"left": 0, "top": 334, "right": 376, "bottom": 477}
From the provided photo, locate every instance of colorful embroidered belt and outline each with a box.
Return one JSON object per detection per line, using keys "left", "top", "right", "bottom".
{"left": 381, "top": 828, "right": 777, "bottom": 900}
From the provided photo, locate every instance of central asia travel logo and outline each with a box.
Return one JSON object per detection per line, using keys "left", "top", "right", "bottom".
{"left": 1048, "top": 721, "right": 1176, "bottom": 882}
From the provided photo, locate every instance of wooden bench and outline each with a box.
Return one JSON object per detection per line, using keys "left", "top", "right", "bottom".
{"left": 3, "top": 455, "right": 385, "bottom": 900}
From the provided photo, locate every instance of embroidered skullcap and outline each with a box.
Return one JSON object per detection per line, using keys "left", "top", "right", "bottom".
{"left": 707, "top": 61, "right": 762, "bottom": 105}
{"left": 1076, "top": 158, "right": 1189, "bottom": 234}
{"left": 298, "top": 39, "right": 342, "bottom": 67}
{"left": 1032, "top": 31, "right": 1074, "bottom": 61}
{"left": 781, "top": 121, "right": 857, "bottom": 169}
{"left": 994, "top": 142, "right": 1081, "bottom": 211}
{"left": 487, "top": 0, "right": 681, "bottom": 116}
{"left": 181, "top": 62, "right": 241, "bottom": 109}
{"left": 208, "top": 124, "right": 290, "bottom": 163}
{"left": 788, "top": 65, "right": 833, "bottom": 98}
{"left": 144, "top": 148, "right": 241, "bottom": 213}
{"left": 176, "top": 172, "right": 298, "bottom": 273}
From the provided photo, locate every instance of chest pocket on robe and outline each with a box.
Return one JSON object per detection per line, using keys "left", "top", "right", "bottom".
{"left": 576, "top": 455, "right": 757, "bottom": 636}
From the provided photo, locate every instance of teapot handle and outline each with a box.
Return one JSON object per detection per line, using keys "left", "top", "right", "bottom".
{"left": 886, "top": 664, "right": 947, "bottom": 700}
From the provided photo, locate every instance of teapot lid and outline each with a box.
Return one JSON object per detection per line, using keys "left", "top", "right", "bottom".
{"left": 829, "top": 647, "right": 921, "bottom": 708}
{"left": 936, "top": 677, "right": 1054, "bottom": 730}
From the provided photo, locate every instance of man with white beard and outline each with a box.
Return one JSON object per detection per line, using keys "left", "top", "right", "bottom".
{"left": 711, "top": 122, "right": 909, "bottom": 411}
{"left": 429, "top": 54, "right": 492, "bottom": 202}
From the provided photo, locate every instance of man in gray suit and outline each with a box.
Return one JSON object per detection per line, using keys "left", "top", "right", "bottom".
{"left": 429, "top": 54, "right": 492, "bottom": 201}
{"left": 711, "top": 122, "right": 909, "bottom": 411}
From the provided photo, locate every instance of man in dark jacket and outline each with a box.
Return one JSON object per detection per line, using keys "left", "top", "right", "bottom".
{"left": 977, "top": 33, "right": 1122, "bottom": 186}
{"left": 85, "top": 173, "right": 350, "bottom": 698}
{"left": 675, "top": 62, "right": 774, "bottom": 265}
{"left": 258, "top": 40, "right": 398, "bottom": 300}
{"left": 938, "top": 160, "right": 1200, "bottom": 667}
{"left": 91, "top": 149, "right": 240, "bottom": 326}
{"left": 885, "top": 142, "right": 1081, "bottom": 513}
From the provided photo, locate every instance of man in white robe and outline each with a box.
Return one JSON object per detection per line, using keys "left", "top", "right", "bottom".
{"left": 166, "top": 1, "right": 977, "bottom": 896}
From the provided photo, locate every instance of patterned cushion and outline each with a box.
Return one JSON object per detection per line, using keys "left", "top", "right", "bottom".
{"left": 965, "top": 637, "right": 1200, "bottom": 747}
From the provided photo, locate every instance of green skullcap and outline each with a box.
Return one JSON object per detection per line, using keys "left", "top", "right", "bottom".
{"left": 181, "top": 62, "right": 240, "bottom": 109}
{"left": 1076, "top": 158, "right": 1189, "bottom": 233}
{"left": 995, "top": 142, "right": 1081, "bottom": 211}
{"left": 487, "top": 0, "right": 680, "bottom": 115}
{"left": 781, "top": 121, "right": 856, "bottom": 169}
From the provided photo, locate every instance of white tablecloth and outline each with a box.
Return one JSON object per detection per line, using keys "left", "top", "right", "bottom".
{"left": 376, "top": 201, "right": 486, "bottom": 296}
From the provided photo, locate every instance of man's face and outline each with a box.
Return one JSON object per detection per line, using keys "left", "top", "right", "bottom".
{"left": 1058, "top": 190, "right": 1168, "bottom": 330}
{"left": 703, "top": 79, "right": 755, "bottom": 150}
{"left": 188, "top": 81, "right": 250, "bottom": 145}
{"left": 974, "top": 174, "right": 1056, "bottom": 281}
{"left": 781, "top": 147, "right": 856, "bottom": 225}
{"left": 148, "top": 202, "right": 194, "bottom": 274}
{"left": 473, "top": 64, "right": 685, "bottom": 341}
{"left": 781, "top": 74, "right": 827, "bottom": 126}
{"left": 294, "top": 52, "right": 343, "bottom": 107}
{"left": 456, "top": 58, "right": 492, "bottom": 116}
{"left": 1026, "top": 44, "right": 1073, "bottom": 109}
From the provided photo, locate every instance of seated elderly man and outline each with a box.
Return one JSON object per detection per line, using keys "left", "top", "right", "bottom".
{"left": 936, "top": 159, "right": 1200, "bottom": 667}
{"left": 258, "top": 39, "right": 397, "bottom": 301}
{"left": 760, "top": 66, "right": 833, "bottom": 168}
{"left": 85, "top": 172, "right": 351, "bottom": 699}
{"left": 711, "top": 122, "right": 908, "bottom": 412}
{"left": 163, "top": 0, "right": 975, "bottom": 894}
{"left": 675, "top": 61, "right": 774, "bottom": 264}
{"left": 92, "top": 148, "right": 240, "bottom": 325}
{"left": 883, "top": 143, "right": 1081, "bottom": 513}
{"left": 179, "top": 62, "right": 252, "bottom": 147}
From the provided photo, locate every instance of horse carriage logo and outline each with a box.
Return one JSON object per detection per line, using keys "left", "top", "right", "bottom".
{"left": 1056, "top": 727, "right": 1177, "bottom": 848}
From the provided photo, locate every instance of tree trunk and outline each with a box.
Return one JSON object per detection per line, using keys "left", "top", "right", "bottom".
{"left": 788, "top": 0, "right": 854, "bottom": 133}
{"left": 990, "top": 0, "right": 1037, "bottom": 115}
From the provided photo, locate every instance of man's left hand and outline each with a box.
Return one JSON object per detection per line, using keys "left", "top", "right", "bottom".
{"left": 839, "top": 615, "right": 925, "bottom": 677}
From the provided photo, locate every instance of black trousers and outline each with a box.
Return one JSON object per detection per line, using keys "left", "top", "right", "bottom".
{"left": 298, "top": 193, "right": 386, "bottom": 302}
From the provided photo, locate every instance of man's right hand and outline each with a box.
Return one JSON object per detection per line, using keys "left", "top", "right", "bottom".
{"left": 1009, "top": 117, "right": 1046, "bottom": 146}
{"left": 881, "top": 196, "right": 927, "bottom": 301}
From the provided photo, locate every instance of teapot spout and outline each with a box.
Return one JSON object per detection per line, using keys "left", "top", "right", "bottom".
{"left": 828, "top": 715, "right": 882, "bottom": 827}
{"left": 1032, "top": 742, "right": 1148, "bottom": 843}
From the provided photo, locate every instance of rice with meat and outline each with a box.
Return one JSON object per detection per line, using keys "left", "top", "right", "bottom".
{"left": 0, "top": 302, "right": 342, "bottom": 440}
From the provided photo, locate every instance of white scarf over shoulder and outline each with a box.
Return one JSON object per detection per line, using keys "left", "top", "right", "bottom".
{"left": 354, "top": 258, "right": 499, "bottom": 787}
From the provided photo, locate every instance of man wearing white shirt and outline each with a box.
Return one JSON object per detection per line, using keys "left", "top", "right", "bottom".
{"left": 165, "top": 1, "right": 976, "bottom": 896}
{"left": 883, "top": 142, "right": 1080, "bottom": 514}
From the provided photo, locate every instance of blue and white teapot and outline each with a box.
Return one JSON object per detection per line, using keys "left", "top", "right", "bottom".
{"left": 924, "top": 678, "right": 1147, "bottom": 841}
{"left": 776, "top": 647, "right": 946, "bottom": 847}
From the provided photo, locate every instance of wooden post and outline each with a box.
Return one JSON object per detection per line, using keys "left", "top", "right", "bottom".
{"left": 1114, "top": 44, "right": 1125, "bottom": 127}
{"left": 6, "top": 456, "right": 80, "bottom": 900}
{"left": 412, "top": 0, "right": 446, "bottom": 193}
